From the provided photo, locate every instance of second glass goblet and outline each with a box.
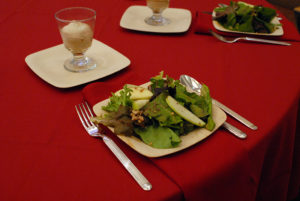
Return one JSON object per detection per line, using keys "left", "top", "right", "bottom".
{"left": 145, "top": 0, "right": 170, "bottom": 26}
{"left": 55, "top": 7, "right": 96, "bottom": 72}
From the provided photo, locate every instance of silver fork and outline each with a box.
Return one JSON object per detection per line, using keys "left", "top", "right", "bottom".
{"left": 210, "top": 29, "right": 291, "bottom": 46}
{"left": 75, "top": 102, "right": 152, "bottom": 191}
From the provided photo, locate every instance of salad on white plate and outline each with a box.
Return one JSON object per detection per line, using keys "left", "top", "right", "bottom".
{"left": 92, "top": 72, "right": 216, "bottom": 149}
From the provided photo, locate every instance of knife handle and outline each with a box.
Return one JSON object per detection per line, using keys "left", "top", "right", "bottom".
{"left": 212, "top": 99, "right": 258, "bottom": 130}
{"left": 222, "top": 122, "right": 247, "bottom": 139}
{"left": 102, "top": 136, "right": 152, "bottom": 191}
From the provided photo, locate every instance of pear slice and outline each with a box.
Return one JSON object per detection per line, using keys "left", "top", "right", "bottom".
{"left": 129, "top": 86, "right": 153, "bottom": 100}
{"left": 115, "top": 85, "right": 153, "bottom": 100}
{"left": 166, "top": 96, "right": 206, "bottom": 127}
{"left": 132, "top": 99, "right": 149, "bottom": 110}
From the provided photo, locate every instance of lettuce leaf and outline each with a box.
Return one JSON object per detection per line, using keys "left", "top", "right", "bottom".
{"left": 143, "top": 92, "right": 183, "bottom": 129}
{"left": 200, "top": 85, "right": 215, "bottom": 131}
{"left": 150, "top": 71, "right": 165, "bottom": 92}
{"left": 92, "top": 106, "right": 134, "bottom": 136}
{"left": 214, "top": 1, "right": 279, "bottom": 33}
{"left": 174, "top": 82, "right": 215, "bottom": 131}
{"left": 134, "top": 126, "right": 181, "bottom": 148}
{"left": 174, "top": 83, "right": 199, "bottom": 105}
{"left": 255, "top": 6, "right": 276, "bottom": 22}
{"left": 102, "top": 85, "right": 133, "bottom": 112}
{"left": 149, "top": 71, "right": 177, "bottom": 97}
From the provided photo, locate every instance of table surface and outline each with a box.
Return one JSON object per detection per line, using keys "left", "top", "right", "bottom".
{"left": 0, "top": 0, "right": 299, "bottom": 201}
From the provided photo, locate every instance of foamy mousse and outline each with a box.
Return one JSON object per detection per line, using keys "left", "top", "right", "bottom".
{"left": 60, "top": 21, "right": 93, "bottom": 54}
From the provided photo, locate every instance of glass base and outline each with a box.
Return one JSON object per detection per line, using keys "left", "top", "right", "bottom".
{"left": 145, "top": 15, "right": 170, "bottom": 26}
{"left": 64, "top": 56, "right": 96, "bottom": 73}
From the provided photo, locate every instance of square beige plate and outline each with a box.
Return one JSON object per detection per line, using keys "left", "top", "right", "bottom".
{"left": 212, "top": 3, "right": 283, "bottom": 36}
{"left": 25, "top": 39, "right": 130, "bottom": 88}
{"left": 93, "top": 82, "right": 227, "bottom": 158}
{"left": 120, "top": 5, "right": 192, "bottom": 33}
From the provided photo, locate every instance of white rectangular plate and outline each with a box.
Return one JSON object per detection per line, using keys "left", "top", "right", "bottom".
{"left": 25, "top": 39, "right": 130, "bottom": 88}
{"left": 93, "top": 82, "right": 227, "bottom": 158}
{"left": 212, "top": 5, "right": 283, "bottom": 36}
{"left": 120, "top": 6, "right": 192, "bottom": 33}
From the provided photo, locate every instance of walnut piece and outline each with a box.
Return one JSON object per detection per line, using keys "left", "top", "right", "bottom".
{"left": 130, "top": 110, "right": 145, "bottom": 124}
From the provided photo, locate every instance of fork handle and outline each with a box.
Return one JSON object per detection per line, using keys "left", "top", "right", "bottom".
{"left": 102, "top": 136, "right": 152, "bottom": 191}
{"left": 244, "top": 37, "right": 291, "bottom": 46}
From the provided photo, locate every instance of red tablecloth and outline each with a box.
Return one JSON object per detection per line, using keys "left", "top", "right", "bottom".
{"left": 0, "top": 0, "right": 299, "bottom": 201}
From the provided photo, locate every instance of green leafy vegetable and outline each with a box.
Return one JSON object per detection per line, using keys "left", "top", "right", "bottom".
{"left": 236, "top": 2, "right": 252, "bottom": 16}
{"left": 238, "top": 15, "right": 254, "bottom": 32}
{"left": 92, "top": 106, "right": 134, "bottom": 136}
{"left": 150, "top": 71, "right": 165, "bottom": 92}
{"left": 143, "top": 92, "right": 183, "bottom": 129}
{"left": 134, "top": 126, "right": 181, "bottom": 148}
{"left": 256, "top": 6, "right": 277, "bottom": 22}
{"left": 102, "top": 85, "right": 133, "bottom": 112}
{"left": 200, "top": 85, "right": 215, "bottom": 131}
{"left": 190, "top": 104, "right": 208, "bottom": 118}
{"left": 94, "top": 72, "right": 216, "bottom": 149}
{"left": 174, "top": 82, "right": 215, "bottom": 131}
{"left": 174, "top": 83, "right": 199, "bottom": 105}
{"left": 214, "top": 1, "right": 279, "bottom": 33}
{"left": 206, "top": 116, "right": 215, "bottom": 131}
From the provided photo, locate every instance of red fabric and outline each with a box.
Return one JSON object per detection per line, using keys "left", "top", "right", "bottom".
{"left": 1, "top": 0, "right": 300, "bottom": 200}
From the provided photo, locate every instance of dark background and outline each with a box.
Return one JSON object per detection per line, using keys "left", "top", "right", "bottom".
{"left": 268, "top": 0, "right": 300, "bottom": 27}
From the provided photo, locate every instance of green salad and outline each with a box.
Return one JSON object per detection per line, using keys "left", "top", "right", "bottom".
{"left": 92, "top": 72, "right": 215, "bottom": 149}
{"left": 214, "top": 1, "right": 280, "bottom": 33}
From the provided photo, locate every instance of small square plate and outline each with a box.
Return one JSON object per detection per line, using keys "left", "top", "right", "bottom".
{"left": 92, "top": 82, "right": 227, "bottom": 158}
{"left": 25, "top": 39, "right": 130, "bottom": 88}
{"left": 120, "top": 5, "right": 192, "bottom": 33}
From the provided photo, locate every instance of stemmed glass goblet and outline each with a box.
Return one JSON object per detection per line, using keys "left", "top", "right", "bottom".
{"left": 145, "top": 0, "right": 170, "bottom": 26}
{"left": 55, "top": 7, "right": 96, "bottom": 72}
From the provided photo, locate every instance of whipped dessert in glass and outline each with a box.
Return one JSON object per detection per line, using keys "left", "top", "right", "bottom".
{"left": 55, "top": 7, "right": 96, "bottom": 72}
{"left": 145, "top": 0, "right": 170, "bottom": 26}
{"left": 60, "top": 21, "right": 93, "bottom": 54}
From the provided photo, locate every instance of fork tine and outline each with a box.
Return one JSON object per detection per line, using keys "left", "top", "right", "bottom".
{"left": 75, "top": 105, "right": 88, "bottom": 129}
{"left": 78, "top": 103, "right": 93, "bottom": 128}
{"left": 84, "top": 101, "right": 94, "bottom": 118}
{"left": 83, "top": 101, "right": 97, "bottom": 127}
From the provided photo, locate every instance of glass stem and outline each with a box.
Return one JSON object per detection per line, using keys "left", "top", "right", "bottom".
{"left": 73, "top": 53, "right": 85, "bottom": 60}
{"left": 152, "top": 12, "right": 163, "bottom": 21}
{"left": 72, "top": 53, "right": 88, "bottom": 67}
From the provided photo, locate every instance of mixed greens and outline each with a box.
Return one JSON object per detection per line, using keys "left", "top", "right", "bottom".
{"left": 214, "top": 1, "right": 280, "bottom": 33}
{"left": 92, "top": 72, "right": 215, "bottom": 149}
